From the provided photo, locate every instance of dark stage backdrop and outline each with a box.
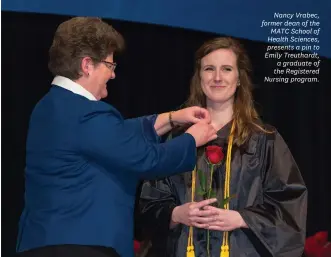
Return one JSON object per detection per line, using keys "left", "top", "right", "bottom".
{"left": 2, "top": 11, "right": 330, "bottom": 257}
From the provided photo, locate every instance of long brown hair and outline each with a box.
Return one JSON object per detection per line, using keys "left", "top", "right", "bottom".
{"left": 186, "top": 37, "right": 272, "bottom": 146}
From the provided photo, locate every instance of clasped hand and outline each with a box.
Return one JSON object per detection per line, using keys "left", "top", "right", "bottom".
{"left": 171, "top": 199, "right": 247, "bottom": 231}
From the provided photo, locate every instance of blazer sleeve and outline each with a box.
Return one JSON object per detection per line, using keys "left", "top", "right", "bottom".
{"left": 125, "top": 114, "right": 161, "bottom": 144}
{"left": 78, "top": 107, "right": 196, "bottom": 178}
{"left": 239, "top": 132, "right": 308, "bottom": 257}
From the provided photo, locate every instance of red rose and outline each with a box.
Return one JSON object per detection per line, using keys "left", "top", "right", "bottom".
{"left": 205, "top": 146, "right": 224, "bottom": 164}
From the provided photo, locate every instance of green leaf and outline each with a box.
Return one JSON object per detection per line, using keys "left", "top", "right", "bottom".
{"left": 209, "top": 190, "right": 217, "bottom": 199}
{"left": 197, "top": 169, "right": 206, "bottom": 191}
{"left": 220, "top": 194, "right": 237, "bottom": 208}
{"left": 196, "top": 187, "right": 207, "bottom": 197}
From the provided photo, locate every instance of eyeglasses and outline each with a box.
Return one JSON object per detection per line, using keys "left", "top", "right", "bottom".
{"left": 101, "top": 60, "right": 117, "bottom": 71}
{"left": 81, "top": 56, "right": 117, "bottom": 72}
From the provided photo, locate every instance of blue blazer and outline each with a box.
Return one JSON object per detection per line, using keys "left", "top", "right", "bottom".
{"left": 17, "top": 86, "right": 196, "bottom": 257}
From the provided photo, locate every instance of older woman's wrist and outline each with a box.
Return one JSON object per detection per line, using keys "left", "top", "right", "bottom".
{"left": 169, "top": 111, "right": 179, "bottom": 127}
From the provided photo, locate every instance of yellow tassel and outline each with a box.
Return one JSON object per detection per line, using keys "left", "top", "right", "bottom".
{"left": 221, "top": 245, "right": 229, "bottom": 257}
{"left": 187, "top": 252, "right": 195, "bottom": 257}
{"left": 186, "top": 246, "right": 195, "bottom": 257}
{"left": 220, "top": 251, "right": 229, "bottom": 257}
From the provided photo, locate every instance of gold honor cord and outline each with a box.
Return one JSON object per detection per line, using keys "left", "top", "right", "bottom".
{"left": 187, "top": 121, "right": 235, "bottom": 257}
{"left": 220, "top": 121, "right": 235, "bottom": 257}
{"left": 186, "top": 165, "right": 196, "bottom": 257}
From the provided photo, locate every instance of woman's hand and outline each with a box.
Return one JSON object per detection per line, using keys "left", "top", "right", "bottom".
{"left": 170, "top": 198, "right": 218, "bottom": 229}
{"left": 171, "top": 106, "right": 211, "bottom": 126}
{"left": 203, "top": 206, "right": 248, "bottom": 231}
{"left": 154, "top": 106, "right": 211, "bottom": 136}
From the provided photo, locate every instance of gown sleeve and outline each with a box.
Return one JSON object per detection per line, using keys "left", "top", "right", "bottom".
{"left": 135, "top": 129, "right": 187, "bottom": 244}
{"left": 239, "top": 131, "right": 308, "bottom": 256}
{"left": 136, "top": 177, "right": 178, "bottom": 242}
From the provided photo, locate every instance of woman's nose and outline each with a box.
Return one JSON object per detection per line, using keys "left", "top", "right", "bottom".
{"left": 110, "top": 71, "right": 116, "bottom": 80}
{"left": 213, "top": 70, "right": 222, "bottom": 82}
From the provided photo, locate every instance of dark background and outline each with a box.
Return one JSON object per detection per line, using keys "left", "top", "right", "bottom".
{"left": 2, "top": 11, "right": 330, "bottom": 257}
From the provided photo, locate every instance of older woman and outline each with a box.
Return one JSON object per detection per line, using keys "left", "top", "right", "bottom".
{"left": 137, "top": 37, "right": 307, "bottom": 257}
{"left": 16, "top": 17, "right": 217, "bottom": 257}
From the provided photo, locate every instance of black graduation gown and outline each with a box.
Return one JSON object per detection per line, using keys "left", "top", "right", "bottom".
{"left": 136, "top": 122, "right": 307, "bottom": 257}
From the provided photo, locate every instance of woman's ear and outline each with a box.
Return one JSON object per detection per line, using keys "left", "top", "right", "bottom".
{"left": 81, "top": 57, "right": 93, "bottom": 77}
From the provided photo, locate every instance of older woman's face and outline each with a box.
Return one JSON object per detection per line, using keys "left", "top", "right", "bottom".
{"left": 200, "top": 48, "right": 239, "bottom": 104}
{"left": 89, "top": 54, "right": 116, "bottom": 100}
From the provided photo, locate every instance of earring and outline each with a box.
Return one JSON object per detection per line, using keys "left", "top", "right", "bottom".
{"left": 237, "top": 81, "right": 240, "bottom": 87}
